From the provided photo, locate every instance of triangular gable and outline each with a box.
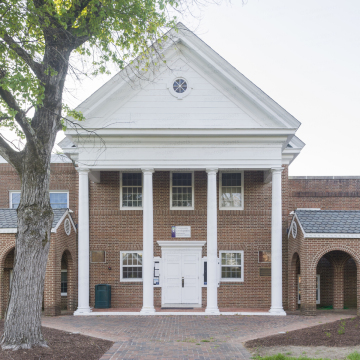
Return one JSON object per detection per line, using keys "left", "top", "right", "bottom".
{"left": 74, "top": 23, "right": 301, "bottom": 132}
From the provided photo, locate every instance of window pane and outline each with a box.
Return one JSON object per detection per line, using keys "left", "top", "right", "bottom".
{"left": 222, "top": 173, "right": 241, "bottom": 187}
{"left": 50, "top": 193, "right": 68, "bottom": 208}
{"left": 172, "top": 173, "right": 192, "bottom": 207}
{"left": 11, "top": 193, "right": 20, "bottom": 209}
{"left": 221, "top": 174, "right": 242, "bottom": 208}
{"left": 173, "top": 173, "right": 192, "bottom": 186}
{"left": 122, "top": 174, "right": 142, "bottom": 207}
{"left": 123, "top": 266, "right": 142, "bottom": 279}
{"left": 123, "top": 173, "right": 142, "bottom": 186}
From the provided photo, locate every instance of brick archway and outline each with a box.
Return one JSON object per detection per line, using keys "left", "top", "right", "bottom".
{"left": 301, "top": 244, "right": 360, "bottom": 316}
{"left": 288, "top": 252, "right": 300, "bottom": 311}
{"left": 0, "top": 246, "right": 15, "bottom": 318}
{"left": 61, "top": 249, "right": 75, "bottom": 311}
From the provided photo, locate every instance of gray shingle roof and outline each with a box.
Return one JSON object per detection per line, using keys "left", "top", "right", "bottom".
{"left": 295, "top": 210, "right": 360, "bottom": 234}
{"left": 0, "top": 209, "right": 68, "bottom": 229}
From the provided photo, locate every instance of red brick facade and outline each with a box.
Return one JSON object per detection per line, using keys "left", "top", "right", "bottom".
{"left": 0, "top": 163, "right": 359, "bottom": 315}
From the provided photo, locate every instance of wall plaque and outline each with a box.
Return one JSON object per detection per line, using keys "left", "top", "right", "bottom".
{"left": 171, "top": 226, "right": 191, "bottom": 238}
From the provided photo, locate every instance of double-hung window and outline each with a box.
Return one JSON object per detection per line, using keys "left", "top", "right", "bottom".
{"left": 120, "top": 251, "right": 143, "bottom": 281}
{"left": 219, "top": 250, "right": 244, "bottom": 282}
{"left": 9, "top": 191, "right": 68, "bottom": 209}
{"left": 170, "top": 172, "right": 194, "bottom": 210}
{"left": 219, "top": 172, "right": 244, "bottom": 210}
{"left": 120, "top": 173, "right": 142, "bottom": 209}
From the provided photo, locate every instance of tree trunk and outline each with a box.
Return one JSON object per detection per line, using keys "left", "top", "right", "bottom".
{"left": 1, "top": 148, "right": 54, "bottom": 350}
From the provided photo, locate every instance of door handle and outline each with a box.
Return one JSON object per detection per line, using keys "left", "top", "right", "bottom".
{"left": 182, "top": 277, "right": 184, "bottom": 288}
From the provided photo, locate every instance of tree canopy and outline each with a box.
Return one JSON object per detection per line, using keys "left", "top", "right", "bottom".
{"left": 0, "top": 0, "right": 181, "bottom": 147}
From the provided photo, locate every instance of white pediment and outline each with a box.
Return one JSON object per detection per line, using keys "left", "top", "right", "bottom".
{"left": 63, "top": 23, "right": 304, "bottom": 169}
{"left": 84, "top": 57, "right": 269, "bottom": 130}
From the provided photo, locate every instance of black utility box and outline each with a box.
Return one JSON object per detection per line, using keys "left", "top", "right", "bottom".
{"left": 95, "top": 284, "right": 111, "bottom": 308}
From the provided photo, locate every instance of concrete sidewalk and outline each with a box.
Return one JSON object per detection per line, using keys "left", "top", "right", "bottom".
{"left": 42, "top": 310, "right": 355, "bottom": 359}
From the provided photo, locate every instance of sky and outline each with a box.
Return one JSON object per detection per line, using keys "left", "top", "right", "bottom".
{"left": 3, "top": 0, "right": 360, "bottom": 176}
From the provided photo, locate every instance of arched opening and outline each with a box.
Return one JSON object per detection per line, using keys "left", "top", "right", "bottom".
{"left": 60, "top": 250, "right": 75, "bottom": 312}
{"left": 316, "top": 250, "right": 357, "bottom": 310}
{"left": 1, "top": 247, "right": 15, "bottom": 317}
{"left": 288, "top": 252, "right": 300, "bottom": 311}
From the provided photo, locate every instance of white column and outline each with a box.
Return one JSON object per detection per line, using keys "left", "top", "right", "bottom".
{"left": 74, "top": 168, "right": 91, "bottom": 315}
{"left": 205, "top": 168, "right": 220, "bottom": 315}
{"left": 140, "top": 168, "right": 156, "bottom": 314}
{"left": 269, "top": 167, "right": 286, "bottom": 315}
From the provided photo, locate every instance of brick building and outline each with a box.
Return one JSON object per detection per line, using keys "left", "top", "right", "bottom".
{"left": 0, "top": 23, "right": 359, "bottom": 316}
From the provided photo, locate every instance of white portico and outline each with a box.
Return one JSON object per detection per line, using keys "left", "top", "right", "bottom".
{"left": 62, "top": 23, "right": 304, "bottom": 316}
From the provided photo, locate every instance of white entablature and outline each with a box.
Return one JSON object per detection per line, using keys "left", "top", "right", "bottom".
{"left": 61, "top": 23, "right": 304, "bottom": 170}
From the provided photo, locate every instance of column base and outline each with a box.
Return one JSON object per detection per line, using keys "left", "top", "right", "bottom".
{"left": 140, "top": 307, "right": 156, "bottom": 315}
{"left": 205, "top": 307, "right": 220, "bottom": 315}
{"left": 74, "top": 307, "right": 91, "bottom": 315}
{"left": 269, "top": 307, "right": 286, "bottom": 316}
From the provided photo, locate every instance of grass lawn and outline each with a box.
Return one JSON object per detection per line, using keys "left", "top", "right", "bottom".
{"left": 253, "top": 351, "right": 360, "bottom": 360}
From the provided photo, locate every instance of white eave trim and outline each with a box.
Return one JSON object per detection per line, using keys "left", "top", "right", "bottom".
{"left": 0, "top": 228, "right": 17, "bottom": 233}
{"left": 304, "top": 233, "right": 360, "bottom": 239}
{"left": 52, "top": 209, "right": 77, "bottom": 234}
{"left": 288, "top": 213, "right": 306, "bottom": 239}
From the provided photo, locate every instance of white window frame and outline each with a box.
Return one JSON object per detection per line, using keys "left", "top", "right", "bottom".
{"left": 219, "top": 250, "right": 244, "bottom": 282}
{"left": 120, "top": 172, "right": 143, "bottom": 210}
{"left": 120, "top": 251, "right": 143, "bottom": 282}
{"left": 61, "top": 269, "right": 68, "bottom": 296}
{"left": 219, "top": 171, "right": 244, "bottom": 210}
{"left": 170, "top": 171, "right": 194, "bottom": 210}
{"left": 9, "top": 190, "right": 69, "bottom": 209}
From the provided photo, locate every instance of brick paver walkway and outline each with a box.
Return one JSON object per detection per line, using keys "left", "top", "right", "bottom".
{"left": 41, "top": 311, "right": 355, "bottom": 360}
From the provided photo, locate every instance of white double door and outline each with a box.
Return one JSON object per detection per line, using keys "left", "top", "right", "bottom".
{"left": 162, "top": 249, "right": 201, "bottom": 305}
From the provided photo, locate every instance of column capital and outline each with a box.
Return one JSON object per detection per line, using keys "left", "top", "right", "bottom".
{"left": 76, "top": 167, "right": 90, "bottom": 174}
{"left": 206, "top": 168, "right": 218, "bottom": 174}
{"left": 271, "top": 167, "right": 284, "bottom": 174}
{"left": 141, "top": 168, "right": 155, "bottom": 174}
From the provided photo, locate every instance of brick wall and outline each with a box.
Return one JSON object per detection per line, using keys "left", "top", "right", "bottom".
{"left": 288, "top": 216, "right": 360, "bottom": 315}
{"left": 288, "top": 178, "right": 360, "bottom": 211}
{"left": 88, "top": 170, "right": 279, "bottom": 309}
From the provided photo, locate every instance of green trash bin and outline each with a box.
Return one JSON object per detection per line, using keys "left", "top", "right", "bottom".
{"left": 95, "top": 284, "right": 111, "bottom": 308}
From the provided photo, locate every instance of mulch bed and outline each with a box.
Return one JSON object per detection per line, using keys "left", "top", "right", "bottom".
{"left": 245, "top": 316, "right": 360, "bottom": 348}
{"left": 0, "top": 321, "right": 113, "bottom": 359}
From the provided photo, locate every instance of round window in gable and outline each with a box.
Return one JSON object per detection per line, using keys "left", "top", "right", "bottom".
{"left": 291, "top": 222, "right": 297, "bottom": 238}
{"left": 64, "top": 218, "right": 71, "bottom": 236}
{"left": 173, "top": 78, "right": 187, "bottom": 94}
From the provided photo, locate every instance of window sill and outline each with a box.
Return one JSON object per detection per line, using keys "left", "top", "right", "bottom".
{"left": 220, "top": 279, "right": 244, "bottom": 283}
{"left": 170, "top": 207, "right": 194, "bottom": 211}
{"left": 120, "top": 279, "right": 143, "bottom": 283}
{"left": 120, "top": 207, "right": 143, "bottom": 211}
{"left": 61, "top": 293, "right": 67, "bottom": 296}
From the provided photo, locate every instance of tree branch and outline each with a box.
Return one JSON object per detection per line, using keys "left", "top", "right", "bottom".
{"left": 0, "top": 70, "right": 36, "bottom": 140}
{"left": 67, "top": 0, "right": 93, "bottom": 28}
{"left": 1, "top": 34, "right": 43, "bottom": 79}
{"left": 0, "top": 134, "right": 23, "bottom": 173}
